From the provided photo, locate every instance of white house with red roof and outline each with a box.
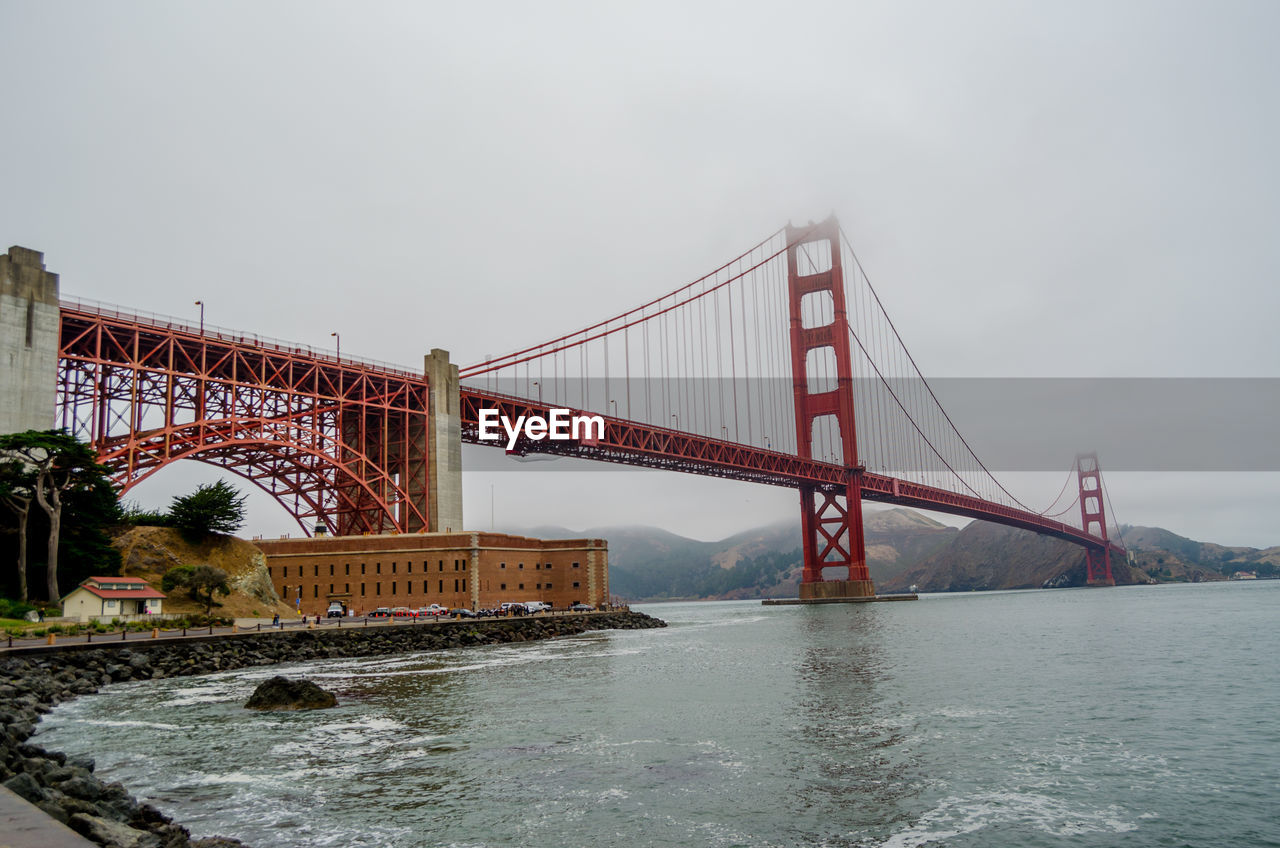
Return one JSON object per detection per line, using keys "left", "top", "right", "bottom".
{"left": 61, "top": 576, "right": 166, "bottom": 622}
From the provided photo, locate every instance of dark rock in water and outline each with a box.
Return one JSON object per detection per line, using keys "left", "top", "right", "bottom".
{"left": 244, "top": 676, "right": 337, "bottom": 711}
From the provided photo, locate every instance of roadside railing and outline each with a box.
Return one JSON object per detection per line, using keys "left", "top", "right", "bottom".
{"left": 2, "top": 606, "right": 631, "bottom": 651}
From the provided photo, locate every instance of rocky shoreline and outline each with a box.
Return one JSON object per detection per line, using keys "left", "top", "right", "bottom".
{"left": 0, "top": 611, "right": 666, "bottom": 848}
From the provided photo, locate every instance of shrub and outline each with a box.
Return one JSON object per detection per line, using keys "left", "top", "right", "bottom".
{"left": 0, "top": 598, "right": 35, "bottom": 620}
{"left": 118, "top": 500, "right": 173, "bottom": 527}
{"left": 164, "top": 564, "right": 231, "bottom": 616}
{"left": 161, "top": 566, "right": 195, "bottom": 594}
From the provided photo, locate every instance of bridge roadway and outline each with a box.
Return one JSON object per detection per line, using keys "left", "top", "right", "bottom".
{"left": 459, "top": 387, "right": 1124, "bottom": 558}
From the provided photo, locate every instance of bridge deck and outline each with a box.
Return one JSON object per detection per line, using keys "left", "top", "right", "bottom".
{"left": 459, "top": 387, "right": 1122, "bottom": 556}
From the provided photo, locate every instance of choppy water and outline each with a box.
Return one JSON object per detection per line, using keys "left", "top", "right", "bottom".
{"left": 37, "top": 581, "right": 1280, "bottom": 847}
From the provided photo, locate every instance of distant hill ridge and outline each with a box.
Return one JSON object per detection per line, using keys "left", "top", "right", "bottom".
{"left": 500, "top": 511, "right": 1275, "bottom": 601}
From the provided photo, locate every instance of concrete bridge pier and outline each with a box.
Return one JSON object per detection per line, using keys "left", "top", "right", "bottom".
{"left": 0, "top": 247, "right": 60, "bottom": 435}
{"left": 425, "top": 348, "right": 463, "bottom": 533}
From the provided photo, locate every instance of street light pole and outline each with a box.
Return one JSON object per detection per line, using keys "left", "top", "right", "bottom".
{"left": 331, "top": 332, "right": 340, "bottom": 361}
{"left": 194, "top": 301, "right": 204, "bottom": 336}
{"left": 532, "top": 380, "right": 541, "bottom": 405}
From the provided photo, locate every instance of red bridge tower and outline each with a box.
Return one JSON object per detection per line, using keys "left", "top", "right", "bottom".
{"left": 785, "top": 218, "right": 874, "bottom": 600}
{"left": 1077, "top": 452, "right": 1115, "bottom": 586}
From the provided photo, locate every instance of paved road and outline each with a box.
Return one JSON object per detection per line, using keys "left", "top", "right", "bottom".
{"left": 0, "top": 610, "right": 616, "bottom": 653}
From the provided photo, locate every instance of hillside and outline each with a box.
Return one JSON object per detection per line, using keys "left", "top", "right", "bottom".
{"left": 112, "top": 526, "right": 294, "bottom": 619}
{"left": 880, "top": 522, "right": 1136, "bottom": 592}
{"left": 864, "top": 509, "right": 959, "bottom": 584}
{"left": 503, "top": 507, "right": 960, "bottom": 601}
{"left": 515, "top": 512, "right": 1272, "bottom": 601}
{"left": 1121, "top": 525, "right": 1280, "bottom": 574}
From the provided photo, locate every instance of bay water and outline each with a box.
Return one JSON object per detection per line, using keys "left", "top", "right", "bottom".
{"left": 36, "top": 581, "right": 1280, "bottom": 847}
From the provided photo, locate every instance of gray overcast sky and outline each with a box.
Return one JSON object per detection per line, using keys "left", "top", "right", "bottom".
{"left": 3, "top": 1, "right": 1279, "bottom": 546}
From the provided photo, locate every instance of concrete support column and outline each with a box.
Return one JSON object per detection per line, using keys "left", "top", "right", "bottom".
{"left": 424, "top": 348, "right": 463, "bottom": 533}
{"left": 0, "top": 247, "right": 60, "bottom": 435}
{"left": 469, "top": 533, "right": 481, "bottom": 611}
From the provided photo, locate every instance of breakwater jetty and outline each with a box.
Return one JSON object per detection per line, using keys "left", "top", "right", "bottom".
{"left": 0, "top": 611, "right": 666, "bottom": 848}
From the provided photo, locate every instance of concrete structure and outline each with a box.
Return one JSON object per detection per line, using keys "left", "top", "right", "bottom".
{"left": 255, "top": 532, "right": 608, "bottom": 616}
{"left": 0, "top": 247, "right": 59, "bottom": 434}
{"left": 61, "top": 576, "right": 166, "bottom": 623}
{"left": 0, "top": 786, "right": 99, "bottom": 848}
{"left": 424, "top": 348, "right": 463, "bottom": 533}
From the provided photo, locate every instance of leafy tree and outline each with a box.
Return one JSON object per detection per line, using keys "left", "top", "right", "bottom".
{"left": 169, "top": 480, "right": 247, "bottom": 538}
{"left": 57, "top": 475, "right": 124, "bottom": 590}
{"left": 0, "top": 430, "right": 115, "bottom": 602}
{"left": 0, "top": 458, "right": 37, "bottom": 602}
{"left": 162, "top": 564, "right": 231, "bottom": 616}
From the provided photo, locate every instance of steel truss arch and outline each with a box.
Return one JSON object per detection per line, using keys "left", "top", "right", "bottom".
{"left": 57, "top": 305, "right": 432, "bottom": 536}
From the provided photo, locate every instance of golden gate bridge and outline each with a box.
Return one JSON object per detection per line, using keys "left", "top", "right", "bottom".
{"left": 36, "top": 216, "right": 1123, "bottom": 600}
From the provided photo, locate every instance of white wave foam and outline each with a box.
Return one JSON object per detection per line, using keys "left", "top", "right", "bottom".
{"left": 877, "top": 790, "right": 1137, "bottom": 848}
{"left": 69, "top": 718, "right": 185, "bottom": 731}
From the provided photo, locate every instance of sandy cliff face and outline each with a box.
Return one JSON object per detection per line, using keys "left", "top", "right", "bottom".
{"left": 111, "top": 526, "right": 294, "bottom": 618}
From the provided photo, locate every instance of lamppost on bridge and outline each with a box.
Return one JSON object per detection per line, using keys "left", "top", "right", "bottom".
{"left": 194, "top": 301, "right": 204, "bottom": 336}
{"left": 763, "top": 434, "right": 771, "bottom": 450}
{"left": 609, "top": 399, "right": 617, "bottom": 417}
{"left": 671, "top": 414, "right": 679, "bottom": 429}
{"left": 721, "top": 425, "right": 728, "bottom": 440}
{"left": 331, "top": 332, "right": 340, "bottom": 361}
{"left": 532, "top": 380, "right": 542, "bottom": 406}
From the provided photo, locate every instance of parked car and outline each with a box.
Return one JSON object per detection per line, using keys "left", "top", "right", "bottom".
{"left": 326, "top": 602, "right": 346, "bottom": 618}
{"left": 426, "top": 604, "right": 449, "bottom": 617}
{"left": 369, "top": 607, "right": 392, "bottom": 618}
{"left": 523, "top": 601, "right": 552, "bottom": 614}
{"left": 451, "top": 608, "right": 477, "bottom": 618}
{"left": 570, "top": 602, "right": 594, "bottom": 612}
{"left": 392, "top": 607, "right": 415, "bottom": 618}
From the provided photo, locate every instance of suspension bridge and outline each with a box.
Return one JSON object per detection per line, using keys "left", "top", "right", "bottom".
{"left": 1, "top": 217, "right": 1124, "bottom": 601}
